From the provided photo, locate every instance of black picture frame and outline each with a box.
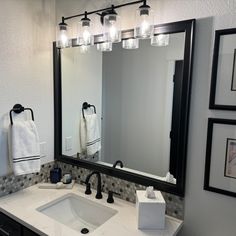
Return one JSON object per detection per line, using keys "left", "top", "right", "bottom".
{"left": 209, "top": 28, "right": 236, "bottom": 110}
{"left": 231, "top": 49, "right": 236, "bottom": 92}
{"left": 204, "top": 118, "right": 236, "bottom": 198}
{"left": 54, "top": 19, "right": 195, "bottom": 197}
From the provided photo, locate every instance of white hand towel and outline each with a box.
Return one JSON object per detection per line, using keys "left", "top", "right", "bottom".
{"left": 79, "top": 113, "right": 101, "bottom": 156}
{"left": 79, "top": 117, "right": 87, "bottom": 154}
{"left": 85, "top": 114, "right": 101, "bottom": 156}
{"left": 8, "top": 120, "right": 40, "bottom": 176}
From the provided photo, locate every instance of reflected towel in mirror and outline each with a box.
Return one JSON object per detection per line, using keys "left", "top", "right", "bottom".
{"left": 80, "top": 113, "right": 101, "bottom": 156}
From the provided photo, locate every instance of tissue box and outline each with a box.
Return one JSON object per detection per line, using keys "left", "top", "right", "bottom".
{"left": 136, "top": 190, "right": 166, "bottom": 229}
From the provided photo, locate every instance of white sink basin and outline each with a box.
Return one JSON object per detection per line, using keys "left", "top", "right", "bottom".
{"left": 37, "top": 193, "right": 117, "bottom": 234}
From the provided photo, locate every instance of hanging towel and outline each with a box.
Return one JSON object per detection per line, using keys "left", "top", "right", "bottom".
{"left": 80, "top": 117, "right": 87, "bottom": 155}
{"left": 85, "top": 114, "right": 101, "bottom": 155}
{"left": 80, "top": 113, "right": 101, "bottom": 156}
{"left": 8, "top": 120, "right": 40, "bottom": 176}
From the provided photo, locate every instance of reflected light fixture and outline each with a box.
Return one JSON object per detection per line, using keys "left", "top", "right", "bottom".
{"left": 97, "top": 42, "right": 113, "bottom": 52}
{"left": 122, "top": 38, "right": 139, "bottom": 49}
{"left": 80, "top": 45, "right": 90, "bottom": 53}
{"left": 151, "top": 34, "right": 170, "bottom": 47}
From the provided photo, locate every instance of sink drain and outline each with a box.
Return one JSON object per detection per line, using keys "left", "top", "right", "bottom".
{"left": 81, "top": 228, "right": 89, "bottom": 234}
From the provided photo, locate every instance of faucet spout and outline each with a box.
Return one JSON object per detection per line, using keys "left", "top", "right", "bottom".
{"left": 113, "top": 160, "right": 124, "bottom": 168}
{"left": 85, "top": 171, "right": 102, "bottom": 199}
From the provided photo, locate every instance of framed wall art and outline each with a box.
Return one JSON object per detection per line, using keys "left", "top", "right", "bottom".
{"left": 204, "top": 118, "right": 236, "bottom": 197}
{"left": 209, "top": 28, "right": 236, "bottom": 110}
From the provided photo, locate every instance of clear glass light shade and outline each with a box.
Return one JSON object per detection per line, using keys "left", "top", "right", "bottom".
{"left": 97, "top": 42, "right": 112, "bottom": 52}
{"left": 77, "top": 19, "right": 94, "bottom": 46}
{"left": 134, "top": 7, "right": 154, "bottom": 39}
{"left": 103, "top": 14, "right": 121, "bottom": 43}
{"left": 151, "top": 34, "right": 170, "bottom": 47}
{"left": 56, "top": 23, "right": 72, "bottom": 48}
{"left": 122, "top": 38, "right": 139, "bottom": 49}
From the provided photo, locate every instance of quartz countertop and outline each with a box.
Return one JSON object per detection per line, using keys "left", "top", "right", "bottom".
{"left": 0, "top": 184, "right": 183, "bottom": 236}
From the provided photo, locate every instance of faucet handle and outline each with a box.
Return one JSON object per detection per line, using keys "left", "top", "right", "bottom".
{"left": 107, "top": 190, "right": 121, "bottom": 203}
{"left": 81, "top": 180, "right": 92, "bottom": 195}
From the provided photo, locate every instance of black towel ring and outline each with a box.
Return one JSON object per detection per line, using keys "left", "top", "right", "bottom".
{"left": 9, "top": 104, "right": 34, "bottom": 125}
{"left": 82, "top": 102, "right": 96, "bottom": 119}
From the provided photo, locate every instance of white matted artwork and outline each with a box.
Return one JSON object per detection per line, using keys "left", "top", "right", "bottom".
{"left": 204, "top": 118, "right": 236, "bottom": 198}
{"left": 224, "top": 138, "right": 236, "bottom": 179}
{"left": 210, "top": 29, "right": 236, "bottom": 110}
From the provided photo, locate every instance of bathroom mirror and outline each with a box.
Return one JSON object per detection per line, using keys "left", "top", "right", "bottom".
{"left": 54, "top": 19, "right": 195, "bottom": 196}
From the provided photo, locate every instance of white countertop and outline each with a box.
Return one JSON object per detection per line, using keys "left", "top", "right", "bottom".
{"left": 0, "top": 184, "right": 183, "bottom": 236}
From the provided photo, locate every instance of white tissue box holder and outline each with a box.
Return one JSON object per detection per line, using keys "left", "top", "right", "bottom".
{"left": 136, "top": 190, "right": 166, "bottom": 230}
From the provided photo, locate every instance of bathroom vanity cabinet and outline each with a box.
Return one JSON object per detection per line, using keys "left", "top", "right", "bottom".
{"left": 0, "top": 212, "right": 39, "bottom": 236}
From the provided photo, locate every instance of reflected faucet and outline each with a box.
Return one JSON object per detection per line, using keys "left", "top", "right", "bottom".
{"left": 113, "top": 160, "right": 124, "bottom": 168}
{"left": 85, "top": 171, "right": 102, "bottom": 199}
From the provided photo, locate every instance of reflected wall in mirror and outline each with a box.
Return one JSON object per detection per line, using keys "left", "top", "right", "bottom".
{"left": 55, "top": 19, "right": 195, "bottom": 196}
{"left": 61, "top": 33, "right": 185, "bottom": 184}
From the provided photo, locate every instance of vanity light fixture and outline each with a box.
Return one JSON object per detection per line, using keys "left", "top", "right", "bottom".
{"left": 77, "top": 11, "right": 94, "bottom": 46}
{"left": 56, "top": 19, "right": 72, "bottom": 48}
{"left": 102, "top": 5, "right": 121, "bottom": 43}
{"left": 134, "top": 0, "right": 154, "bottom": 39}
{"left": 56, "top": 0, "right": 160, "bottom": 51}
{"left": 122, "top": 38, "right": 139, "bottom": 49}
{"left": 151, "top": 34, "right": 170, "bottom": 47}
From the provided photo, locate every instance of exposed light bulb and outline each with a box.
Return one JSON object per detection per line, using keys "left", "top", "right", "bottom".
{"left": 140, "top": 17, "right": 150, "bottom": 37}
{"left": 60, "top": 30, "right": 68, "bottom": 47}
{"left": 82, "top": 27, "right": 92, "bottom": 45}
{"left": 109, "top": 23, "right": 118, "bottom": 42}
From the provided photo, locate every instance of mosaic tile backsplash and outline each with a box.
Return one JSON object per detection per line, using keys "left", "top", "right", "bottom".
{"left": 0, "top": 160, "right": 184, "bottom": 220}
{"left": 56, "top": 161, "right": 184, "bottom": 220}
{"left": 0, "top": 162, "right": 53, "bottom": 197}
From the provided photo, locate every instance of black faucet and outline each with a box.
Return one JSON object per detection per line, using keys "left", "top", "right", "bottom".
{"left": 85, "top": 171, "right": 103, "bottom": 199}
{"left": 113, "top": 160, "right": 124, "bottom": 168}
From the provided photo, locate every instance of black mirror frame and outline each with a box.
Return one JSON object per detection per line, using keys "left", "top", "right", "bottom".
{"left": 53, "top": 19, "right": 195, "bottom": 197}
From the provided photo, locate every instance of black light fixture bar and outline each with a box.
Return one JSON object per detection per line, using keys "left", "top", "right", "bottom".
{"left": 62, "top": 0, "right": 146, "bottom": 22}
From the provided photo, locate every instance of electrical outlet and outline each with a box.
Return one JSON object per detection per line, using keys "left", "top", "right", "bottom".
{"left": 40, "top": 142, "right": 47, "bottom": 158}
{"left": 65, "top": 137, "right": 72, "bottom": 151}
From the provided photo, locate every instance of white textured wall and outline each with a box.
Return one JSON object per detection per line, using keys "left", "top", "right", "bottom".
{"left": 0, "top": 0, "right": 55, "bottom": 176}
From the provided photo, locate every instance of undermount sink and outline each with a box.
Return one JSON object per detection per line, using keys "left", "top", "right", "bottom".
{"left": 37, "top": 193, "right": 118, "bottom": 234}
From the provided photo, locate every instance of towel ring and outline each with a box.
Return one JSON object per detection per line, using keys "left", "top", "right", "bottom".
{"left": 82, "top": 102, "right": 96, "bottom": 119}
{"left": 10, "top": 104, "right": 34, "bottom": 125}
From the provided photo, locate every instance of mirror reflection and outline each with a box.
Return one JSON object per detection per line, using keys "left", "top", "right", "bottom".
{"left": 61, "top": 32, "right": 185, "bottom": 184}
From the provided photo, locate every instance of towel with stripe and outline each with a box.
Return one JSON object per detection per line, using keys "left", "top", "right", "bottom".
{"left": 80, "top": 113, "right": 101, "bottom": 156}
{"left": 8, "top": 120, "right": 40, "bottom": 176}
